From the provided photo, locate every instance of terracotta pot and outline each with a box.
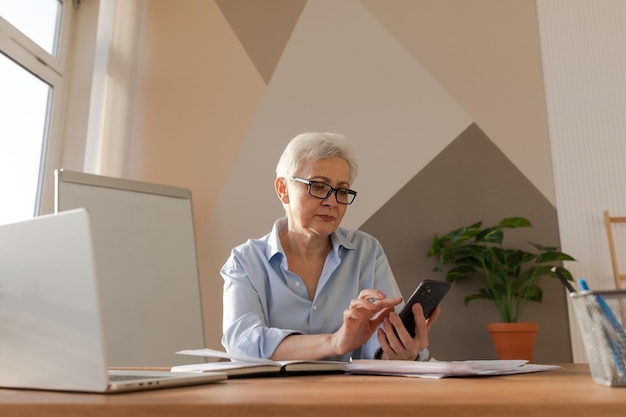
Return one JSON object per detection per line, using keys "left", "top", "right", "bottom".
{"left": 487, "top": 322, "right": 538, "bottom": 362}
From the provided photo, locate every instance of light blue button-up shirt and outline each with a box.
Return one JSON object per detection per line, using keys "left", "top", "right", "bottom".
{"left": 221, "top": 218, "right": 403, "bottom": 362}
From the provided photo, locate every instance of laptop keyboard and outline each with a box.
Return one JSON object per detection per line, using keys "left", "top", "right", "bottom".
{"left": 109, "top": 373, "right": 162, "bottom": 382}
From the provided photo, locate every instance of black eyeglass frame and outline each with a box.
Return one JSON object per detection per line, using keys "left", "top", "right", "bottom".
{"left": 291, "top": 176, "right": 358, "bottom": 205}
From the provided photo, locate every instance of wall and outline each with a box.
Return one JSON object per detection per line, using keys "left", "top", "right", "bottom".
{"left": 119, "top": 0, "right": 580, "bottom": 363}
{"left": 537, "top": 0, "right": 626, "bottom": 361}
{"left": 361, "top": 123, "right": 568, "bottom": 360}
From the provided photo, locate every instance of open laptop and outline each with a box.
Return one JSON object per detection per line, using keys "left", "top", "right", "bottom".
{"left": 0, "top": 208, "right": 225, "bottom": 393}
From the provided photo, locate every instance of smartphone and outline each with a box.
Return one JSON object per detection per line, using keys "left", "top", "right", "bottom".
{"left": 398, "top": 279, "right": 451, "bottom": 338}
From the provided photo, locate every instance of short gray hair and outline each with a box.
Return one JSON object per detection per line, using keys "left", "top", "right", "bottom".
{"left": 275, "top": 132, "right": 359, "bottom": 183}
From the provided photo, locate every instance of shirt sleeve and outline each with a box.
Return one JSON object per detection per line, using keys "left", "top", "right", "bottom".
{"left": 360, "top": 240, "right": 404, "bottom": 359}
{"left": 220, "top": 245, "right": 302, "bottom": 359}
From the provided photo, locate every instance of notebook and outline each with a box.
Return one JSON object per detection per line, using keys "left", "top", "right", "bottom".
{"left": 172, "top": 348, "right": 348, "bottom": 378}
{"left": 0, "top": 208, "right": 226, "bottom": 393}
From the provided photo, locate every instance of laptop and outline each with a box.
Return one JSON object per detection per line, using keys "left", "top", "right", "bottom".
{"left": 0, "top": 208, "right": 225, "bottom": 393}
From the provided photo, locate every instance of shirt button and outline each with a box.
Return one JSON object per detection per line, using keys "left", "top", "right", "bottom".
{"left": 295, "top": 282, "right": 301, "bottom": 287}
{"left": 312, "top": 305, "right": 317, "bottom": 311}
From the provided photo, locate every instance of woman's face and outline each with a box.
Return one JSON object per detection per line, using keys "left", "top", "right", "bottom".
{"left": 280, "top": 157, "right": 352, "bottom": 239}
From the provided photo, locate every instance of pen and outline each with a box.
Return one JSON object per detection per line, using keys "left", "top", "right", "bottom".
{"left": 551, "top": 266, "right": 576, "bottom": 294}
{"left": 578, "top": 279, "right": 626, "bottom": 339}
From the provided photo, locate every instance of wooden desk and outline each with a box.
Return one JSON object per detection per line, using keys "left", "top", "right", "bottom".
{"left": 1, "top": 364, "right": 625, "bottom": 417}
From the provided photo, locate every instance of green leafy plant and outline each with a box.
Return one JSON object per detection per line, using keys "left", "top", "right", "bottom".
{"left": 426, "top": 217, "right": 576, "bottom": 323}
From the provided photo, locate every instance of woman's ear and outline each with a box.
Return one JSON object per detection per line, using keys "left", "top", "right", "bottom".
{"left": 275, "top": 177, "right": 289, "bottom": 204}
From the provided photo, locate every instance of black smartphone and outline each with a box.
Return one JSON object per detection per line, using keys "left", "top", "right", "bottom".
{"left": 398, "top": 279, "right": 451, "bottom": 338}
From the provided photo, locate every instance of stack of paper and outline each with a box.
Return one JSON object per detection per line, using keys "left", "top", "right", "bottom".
{"left": 174, "top": 348, "right": 561, "bottom": 379}
{"left": 346, "top": 359, "right": 561, "bottom": 379}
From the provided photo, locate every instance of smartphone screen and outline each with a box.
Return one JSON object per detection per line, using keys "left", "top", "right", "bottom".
{"left": 398, "top": 279, "right": 451, "bottom": 338}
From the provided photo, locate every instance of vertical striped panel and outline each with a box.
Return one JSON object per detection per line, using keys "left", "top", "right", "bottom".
{"left": 537, "top": 0, "right": 626, "bottom": 362}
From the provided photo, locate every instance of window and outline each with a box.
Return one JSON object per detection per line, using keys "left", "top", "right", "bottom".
{"left": 0, "top": 0, "right": 69, "bottom": 225}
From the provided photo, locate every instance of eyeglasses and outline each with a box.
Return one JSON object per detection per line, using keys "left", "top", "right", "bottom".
{"left": 291, "top": 177, "right": 357, "bottom": 205}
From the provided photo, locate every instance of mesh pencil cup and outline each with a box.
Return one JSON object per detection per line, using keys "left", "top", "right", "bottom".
{"left": 570, "top": 290, "right": 626, "bottom": 387}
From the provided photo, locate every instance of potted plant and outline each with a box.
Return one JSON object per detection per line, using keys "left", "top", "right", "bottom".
{"left": 425, "top": 216, "right": 576, "bottom": 361}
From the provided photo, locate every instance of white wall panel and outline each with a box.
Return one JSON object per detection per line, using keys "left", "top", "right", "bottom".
{"left": 537, "top": 0, "right": 626, "bottom": 362}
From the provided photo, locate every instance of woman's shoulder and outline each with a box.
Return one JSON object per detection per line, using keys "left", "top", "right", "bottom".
{"left": 337, "top": 226, "right": 373, "bottom": 238}
{"left": 335, "top": 227, "right": 382, "bottom": 248}
{"left": 223, "top": 233, "right": 273, "bottom": 272}
{"left": 229, "top": 218, "right": 286, "bottom": 260}
{"left": 231, "top": 232, "right": 272, "bottom": 254}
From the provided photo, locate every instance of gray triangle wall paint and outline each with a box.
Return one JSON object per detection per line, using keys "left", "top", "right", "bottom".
{"left": 360, "top": 124, "right": 572, "bottom": 362}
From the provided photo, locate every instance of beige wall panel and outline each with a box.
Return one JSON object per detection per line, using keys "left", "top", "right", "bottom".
{"left": 202, "top": 0, "right": 471, "bottom": 349}
{"left": 363, "top": 0, "right": 555, "bottom": 204}
{"left": 131, "top": 0, "right": 266, "bottom": 235}
{"left": 130, "top": 0, "right": 266, "bottom": 349}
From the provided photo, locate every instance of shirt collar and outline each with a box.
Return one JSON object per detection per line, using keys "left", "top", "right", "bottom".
{"left": 266, "top": 218, "right": 287, "bottom": 260}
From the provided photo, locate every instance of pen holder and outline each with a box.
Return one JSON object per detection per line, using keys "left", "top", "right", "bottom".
{"left": 570, "top": 290, "right": 626, "bottom": 387}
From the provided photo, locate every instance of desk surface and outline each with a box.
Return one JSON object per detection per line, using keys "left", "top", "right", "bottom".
{"left": 1, "top": 364, "right": 625, "bottom": 417}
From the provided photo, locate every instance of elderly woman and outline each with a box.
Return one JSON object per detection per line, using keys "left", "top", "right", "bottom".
{"left": 221, "top": 132, "right": 440, "bottom": 362}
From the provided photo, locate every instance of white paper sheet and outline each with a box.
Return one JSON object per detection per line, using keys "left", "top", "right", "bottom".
{"left": 346, "top": 359, "right": 561, "bottom": 379}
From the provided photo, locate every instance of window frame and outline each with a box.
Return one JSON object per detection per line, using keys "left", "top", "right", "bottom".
{"left": 1, "top": 0, "right": 148, "bottom": 218}
{"left": 0, "top": 0, "right": 73, "bottom": 217}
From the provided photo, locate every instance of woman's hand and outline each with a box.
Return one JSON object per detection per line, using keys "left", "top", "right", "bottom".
{"left": 376, "top": 303, "right": 441, "bottom": 360}
{"left": 330, "top": 289, "right": 402, "bottom": 356}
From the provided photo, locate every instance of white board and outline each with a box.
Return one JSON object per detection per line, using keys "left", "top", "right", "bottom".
{"left": 54, "top": 169, "right": 205, "bottom": 367}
